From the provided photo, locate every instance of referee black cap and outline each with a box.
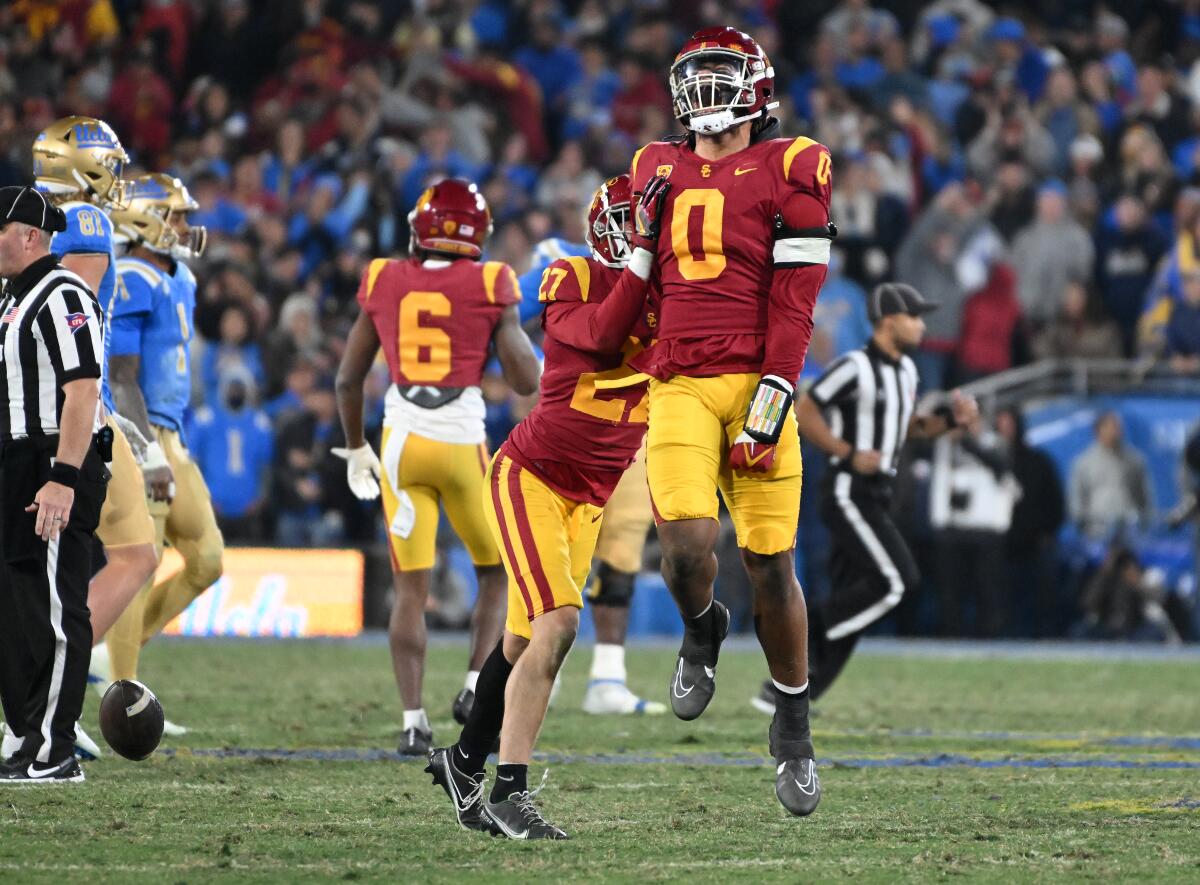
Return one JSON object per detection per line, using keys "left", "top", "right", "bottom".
{"left": 0, "top": 186, "right": 67, "bottom": 234}
{"left": 869, "top": 282, "right": 938, "bottom": 323}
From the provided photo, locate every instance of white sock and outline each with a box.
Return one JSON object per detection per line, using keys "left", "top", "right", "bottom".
{"left": 590, "top": 643, "right": 627, "bottom": 683}
{"left": 772, "top": 679, "right": 809, "bottom": 695}
{"left": 465, "top": 670, "right": 479, "bottom": 693}
{"left": 89, "top": 642, "right": 112, "bottom": 681}
{"left": 402, "top": 708, "right": 429, "bottom": 731}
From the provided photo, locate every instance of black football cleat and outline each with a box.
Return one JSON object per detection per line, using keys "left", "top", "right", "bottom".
{"left": 483, "top": 791, "right": 570, "bottom": 840}
{"left": 669, "top": 600, "right": 730, "bottom": 721}
{"left": 452, "top": 688, "right": 474, "bottom": 726}
{"left": 398, "top": 725, "right": 432, "bottom": 757}
{"left": 425, "top": 746, "right": 490, "bottom": 831}
{"left": 0, "top": 755, "right": 85, "bottom": 785}
{"left": 775, "top": 756, "right": 821, "bottom": 816}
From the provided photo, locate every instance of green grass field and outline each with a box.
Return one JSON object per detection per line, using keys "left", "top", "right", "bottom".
{"left": 2, "top": 638, "right": 1198, "bottom": 882}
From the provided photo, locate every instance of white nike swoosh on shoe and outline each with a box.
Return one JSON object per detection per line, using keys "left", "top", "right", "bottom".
{"left": 793, "top": 762, "right": 818, "bottom": 796}
{"left": 26, "top": 764, "right": 66, "bottom": 779}
{"left": 671, "top": 659, "right": 694, "bottom": 699}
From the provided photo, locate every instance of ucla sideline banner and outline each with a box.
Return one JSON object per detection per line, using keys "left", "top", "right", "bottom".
{"left": 160, "top": 548, "right": 363, "bottom": 638}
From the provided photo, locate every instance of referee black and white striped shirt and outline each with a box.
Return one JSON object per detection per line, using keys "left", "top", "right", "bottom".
{"left": 0, "top": 254, "right": 104, "bottom": 442}
{"left": 807, "top": 340, "right": 919, "bottom": 477}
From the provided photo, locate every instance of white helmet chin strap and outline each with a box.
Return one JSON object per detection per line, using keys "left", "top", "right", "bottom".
{"left": 687, "top": 101, "right": 779, "bottom": 135}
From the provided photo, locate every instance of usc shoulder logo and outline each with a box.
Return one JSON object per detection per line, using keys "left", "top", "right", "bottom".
{"left": 646, "top": 311, "right": 657, "bottom": 328}
{"left": 656, "top": 164, "right": 673, "bottom": 178}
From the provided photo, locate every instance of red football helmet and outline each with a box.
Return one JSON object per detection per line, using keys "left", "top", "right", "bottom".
{"left": 408, "top": 178, "right": 492, "bottom": 259}
{"left": 585, "top": 174, "right": 633, "bottom": 268}
{"left": 669, "top": 27, "right": 777, "bottom": 135}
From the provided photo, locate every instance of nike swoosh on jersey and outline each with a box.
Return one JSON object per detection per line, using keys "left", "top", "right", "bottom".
{"left": 733, "top": 166, "right": 757, "bottom": 176}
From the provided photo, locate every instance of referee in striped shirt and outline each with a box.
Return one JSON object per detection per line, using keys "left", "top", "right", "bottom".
{"left": 795, "top": 283, "right": 977, "bottom": 702}
{"left": 0, "top": 187, "right": 109, "bottom": 784}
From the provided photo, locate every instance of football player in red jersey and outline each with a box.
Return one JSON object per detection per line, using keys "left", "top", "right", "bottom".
{"left": 627, "top": 26, "right": 835, "bottom": 816}
{"left": 335, "top": 179, "right": 541, "bottom": 757}
{"left": 425, "top": 174, "right": 672, "bottom": 839}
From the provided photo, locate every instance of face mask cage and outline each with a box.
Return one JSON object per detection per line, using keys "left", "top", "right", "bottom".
{"left": 671, "top": 52, "right": 754, "bottom": 120}
{"left": 591, "top": 200, "right": 632, "bottom": 267}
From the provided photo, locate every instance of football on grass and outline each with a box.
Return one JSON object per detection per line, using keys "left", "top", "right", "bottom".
{"left": 99, "top": 680, "right": 165, "bottom": 761}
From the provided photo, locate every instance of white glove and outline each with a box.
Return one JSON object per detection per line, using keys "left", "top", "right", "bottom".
{"left": 332, "top": 444, "right": 381, "bottom": 501}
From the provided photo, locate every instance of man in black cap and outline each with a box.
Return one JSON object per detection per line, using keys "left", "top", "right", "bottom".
{"left": 751, "top": 283, "right": 979, "bottom": 713}
{"left": 0, "top": 186, "right": 110, "bottom": 783}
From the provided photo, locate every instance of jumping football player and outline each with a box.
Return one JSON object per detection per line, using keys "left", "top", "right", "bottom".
{"left": 425, "top": 173, "right": 671, "bottom": 839}
{"left": 628, "top": 27, "right": 835, "bottom": 816}
{"left": 2, "top": 117, "right": 158, "bottom": 762}
{"left": 335, "top": 179, "right": 541, "bottom": 756}
{"left": 519, "top": 179, "right": 665, "bottom": 717}
{"left": 105, "top": 173, "right": 224, "bottom": 710}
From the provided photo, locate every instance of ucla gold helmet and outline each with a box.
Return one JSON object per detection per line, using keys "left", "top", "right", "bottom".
{"left": 111, "top": 173, "right": 207, "bottom": 259}
{"left": 32, "top": 116, "right": 129, "bottom": 206}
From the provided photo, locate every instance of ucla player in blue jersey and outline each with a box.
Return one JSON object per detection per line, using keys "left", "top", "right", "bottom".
{"left": 517, "top": 236, "right": 591, "bottom": 324}
{"left": 517, "top": 211, "right": 664, "bottom": 717}
{"left": 0, "top": 117, "right": 160, "bottom": 762}
{"left": 107, "top": 175, "right": 224, "bottom": 713}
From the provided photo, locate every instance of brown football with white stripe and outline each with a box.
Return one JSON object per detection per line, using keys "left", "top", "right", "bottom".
{"left": 99, "top": 680, "right": 164, "bottom": 761}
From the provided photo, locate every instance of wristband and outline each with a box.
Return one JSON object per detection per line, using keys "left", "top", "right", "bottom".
{"left": 49, "top": 461, "right": 80, "bottom": 489}
{"left": 742, "top": 375, "right": 795, "bottom": 444}
{"left": 627, "top": 246, "right": 653, "bottom": 280}
{"left": 933, "top": 405, "right": 958, "bottom": 429}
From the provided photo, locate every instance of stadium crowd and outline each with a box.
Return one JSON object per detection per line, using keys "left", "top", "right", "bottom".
{"left": 0, "top": 0, "right": 1197, "bottom": 639}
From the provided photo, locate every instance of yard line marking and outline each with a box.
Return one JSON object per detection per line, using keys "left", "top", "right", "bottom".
{"left": 151, "top": 748, "right": 1200, "bottom": 770}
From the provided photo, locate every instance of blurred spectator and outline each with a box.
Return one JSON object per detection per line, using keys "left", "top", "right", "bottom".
{"left": 1164, "top": 268, "right": 1200, "bottom": 372}
{"left": 514, "top": 14, "right": 582, "bottom": 138}
{"left": 199, "top": 302, "right": 266, "bottom": 403}
{"left": 997, "top": 406, "right": 1066, "bottom": 638}
{"left": 188, "top": 369, "right": 274, "bottom": 542}
{"left": 829, "top": 153, "right": 908, "bottom": 287}
{"left": 190, "top": 170, "right": 249, "bottom": 237}
{"left": 966, "top": 86, "right": 1057, "bottom": 180}
{"left": 954, "top": 262, "right": 1030, "bottom": 384}
{"left": 444, "top": 43, "right": 548, "bottom": 163}
{"left": 799, "top": 249, "right": 871, "bottom": 380}
{"left": 1069, "top": 412, "right": 1155, "bottom": 539}
{"left": 1034, "top": 67, "right": 1097, "bottom": 175}
{"left": 1031, "top": 280, "right": 1123, "bottom": 361}
{"left": 562, "top": 39, "right": 619, "bottom": 141}
{"left": 1072, "top": 545, "right": 1182, "bottom": 643}
{"left": 289, "top": 172, "right": 370, "bottom": 280}
{"left": 610, "top": 53, "right": 672, "bottom": 140}
{"left": 895, "top": 182, "right": 998, "bottom": 389}
{"left": 1093, "top": 195, "right": 1169, "bottom": 353}
{"left": 273, "top": 386, "right": 347, "bottom": 547}
{"left": 929, "top": 419, "right": 1019, "bottom": 637}
{"left": 106, "top": 43, "right": 174, "bottom": 161}
{"left": 985, "top": 160, "right": 1036, "bottom": 242}
{"left": 1011, "top": 180, "right": 1094, "bottom": 328}
{"left": 1127, "top": 63, "right": 1192, "bottom": 151}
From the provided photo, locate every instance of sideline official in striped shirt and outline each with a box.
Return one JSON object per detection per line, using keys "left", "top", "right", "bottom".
{"left": 0, "top": 186, "right": 110, "bottom": 785}
{"left": 794, "top": 283, "right": 978, "bottom": 703}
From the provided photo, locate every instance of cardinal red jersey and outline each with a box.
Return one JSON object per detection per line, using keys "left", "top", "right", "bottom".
{"left": 502, "top": 255, "right": 654, "bottom": 507}
{"left": 627, "top": 133, "right": 832, "bottom": 379}
{"left": 356, "top": 257, "right": 519, "bottom": 387}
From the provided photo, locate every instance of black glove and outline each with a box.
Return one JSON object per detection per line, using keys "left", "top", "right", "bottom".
{"left": 632, "top": 174, "right": 672, "bottom": 250}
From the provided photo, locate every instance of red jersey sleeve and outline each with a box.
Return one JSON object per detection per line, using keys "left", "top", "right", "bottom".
{"left": 539, "top": 257, "right": 650, "bottom": 353}
{"left": 763, "top": 138, "right": 835, "bottom": 384}
{"left": 482, "top": 261, "right": 521, "bottom": 308}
